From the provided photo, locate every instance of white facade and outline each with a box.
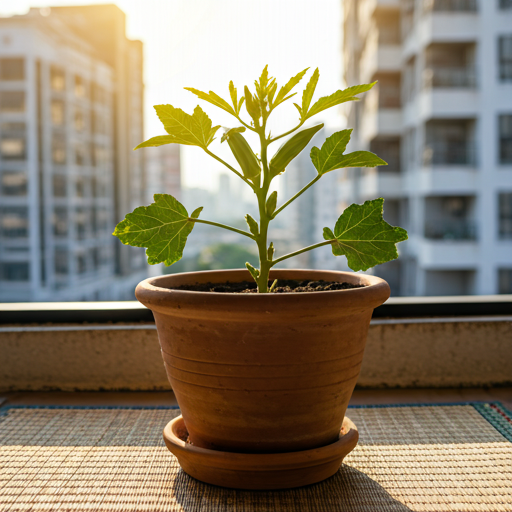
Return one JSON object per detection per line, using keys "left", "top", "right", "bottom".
{"left": 0, "top": 8, "right": 147, "bottom": 301}
{"left": 342, "top": 0, "right": 512, "bottom": 295}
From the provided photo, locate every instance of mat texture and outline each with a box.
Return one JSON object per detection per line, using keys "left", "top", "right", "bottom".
{"left": 0, "top": 403, "right": 511, "bottom": 511}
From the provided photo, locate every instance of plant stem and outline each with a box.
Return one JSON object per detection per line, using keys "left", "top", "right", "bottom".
{"left": 271, "top": 240, "right": 333, "bottom": 267}
{"left": 191, "top": 218, "right": 254, "bottom": 239}
{"left": 271, "top": 175, "right": 321, "bottom": 218}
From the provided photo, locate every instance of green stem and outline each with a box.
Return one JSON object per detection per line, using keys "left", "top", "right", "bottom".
{"left": 203, "top": 149, "right": 254, "bottom": 189}
{"left": 271, "top": 240, "right": 333, "bottom": 267}
{"left": 272, "top": 175, "right": 321, "bottom": 218}
{"left": 191, "top": 218, "right": 254, "bottom": 239}
{"left": 269, "top": 120, "right": 304, "bottom": 144}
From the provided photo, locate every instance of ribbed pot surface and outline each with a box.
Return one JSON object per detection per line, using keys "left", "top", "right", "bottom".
{"left": 136, "top": 269, "right": 389, "bottom": 453}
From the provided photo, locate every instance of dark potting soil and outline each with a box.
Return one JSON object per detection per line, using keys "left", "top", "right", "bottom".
{"left": 174, "top": 279, "right": 365, "bottom": 294}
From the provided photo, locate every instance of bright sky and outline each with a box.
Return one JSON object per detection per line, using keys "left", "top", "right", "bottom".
{"left": 0, "top": 0, "right": 344, "bottom": 190}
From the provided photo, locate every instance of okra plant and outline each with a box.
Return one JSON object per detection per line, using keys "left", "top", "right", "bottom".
{"left": 114, "top": 67, "right": 408, "bottom": 293}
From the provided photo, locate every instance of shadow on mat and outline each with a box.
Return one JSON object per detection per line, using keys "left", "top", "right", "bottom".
{"left": 171, "top": 464, "right": 413, "bottom": 512}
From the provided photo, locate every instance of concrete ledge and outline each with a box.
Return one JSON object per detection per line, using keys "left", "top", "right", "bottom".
{"left": 1, "top": 317, "right": 511, "bottom": 391}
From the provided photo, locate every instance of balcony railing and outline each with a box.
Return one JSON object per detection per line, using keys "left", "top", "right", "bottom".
{"left": 425, "top": 220, "right": 477, "bottom": 240}
{"left": 423, "top": 67, "right": 476, "bottom": 88}
{"left": 423, "top": 142, "right": 476, "bottom": 166}
{"left": 423, "top": 0, "right": 477, "bottom": 12}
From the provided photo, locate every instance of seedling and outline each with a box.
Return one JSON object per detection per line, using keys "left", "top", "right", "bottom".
{"left": 114, "top": 67, "right": 408, "bottom": 292}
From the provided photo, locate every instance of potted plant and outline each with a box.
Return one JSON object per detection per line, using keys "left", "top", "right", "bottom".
{"left": 114, "top": 67, "right": 408, "bottom": 489}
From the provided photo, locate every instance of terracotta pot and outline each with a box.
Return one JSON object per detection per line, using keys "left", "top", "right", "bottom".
{"left": 136, "top": 269, "right": 389, "bottom": 454}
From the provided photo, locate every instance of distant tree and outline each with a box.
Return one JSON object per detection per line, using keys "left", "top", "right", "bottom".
{"left": 197, "top": 243, "right": 258, "bottom": 270}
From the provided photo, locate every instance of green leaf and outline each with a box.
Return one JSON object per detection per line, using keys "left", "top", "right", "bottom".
{"left": 229, "top": 81, "right": 239, "bottom": 113}
{"left": 245, "top": 214, "right": 259, "bottom": 236}
{"left": 113, "top": 194, "right": 202, "bottom": 266}
{"left": 273, "top": 68, "right": 309, "bottom": 108}
{"left": 311, "top": 129, "right": 387, "bottom": 175}
{"left": 152, "top": 104, "right": 220, "bottom": 149}
{"left": 244, "top": 86, "right": 261, "bottom": 122}
{"left": 134, "top": 135, "right": 180, "bottom": 149}
{"left": 305, "top": 82, "right": 376, "bottom": 119}
{"left": 246, "top": 262, "right": 260, "bottom": 280}
{"left": 184, "top": 87, "right": 236, "bottom": 117}
{"left": 221, "top": 126, "right": 246, "bottom": 143}
{"left": 323, "top": 198, "right": 408, "bottom": 272}
{"left": 270, "top": 123, "right": 324, "bottom": 177}
{"left": 301, "top": 67, "right": 319, "bottom": 116}
{"left": 266, "top": 191, "right": 277, "bottom": 216}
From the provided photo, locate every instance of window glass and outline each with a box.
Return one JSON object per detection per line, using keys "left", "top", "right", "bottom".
{"left": 74, "top": 75, "right": 86, "bottom": 98}
{"left": 51, "top": 100, "right": 65, "bottom": 125}
{"left": 0, "top": 58, "right": 24, "bottom": 80}
{"left": 499, "top": 0, "right": 512, "bottom": 9}
{"left": 74, "top": 109, "right": 85, "bottom": 131}
{"left": 0, "top": 262, "right": 29, "bottom": 281}
{"left": 52, "top": 134, "right": 66, "bottom": 164}
{"left": 54, "top": 248, "right": 68, "bottom": 276}
{"left": 1, "top": 171, "right": 27, "bottom": 196}
{"left": 499, "top": 36, "right": 512, "bottom": 82}
{"left": 75, "top": 208, "right": 88, "bottom": 239}
{"left": 0, "top": 91, "right": 25, "bottom": 112}
{"left": 52, "top": 207, "right": 68, "bottom": 237}
{"left": 52, "top": 174, "right": 66, "bottom": 197}
{"left": 498, "top": 269, "right": 512, "bottom": 293}
{"left": 50, "top": 66, "right": 65, "bottom": 91}
{"left": 499, "top": 192, "right": 512, "bottom": 239}
{"left": 499, "top": 114, "right": 512, "bottom": 164}
{"left": 76, "top": 252, "right": 87, "bottom": 274}
{"left": 0, "top": 136, "right": 25, "bottom": 159}
{"left": 0, "top": 206, "right": 28, "bottom": 238}
{"left": 75, "top": 144, "right": 86, "bottom": 166}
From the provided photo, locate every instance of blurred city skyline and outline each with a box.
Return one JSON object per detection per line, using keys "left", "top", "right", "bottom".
{"left": 0, "top": 0, "right": 344, "bottom": 191}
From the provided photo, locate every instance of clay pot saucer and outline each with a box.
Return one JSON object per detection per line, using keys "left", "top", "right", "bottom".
{"left": 163, "top": 415, "right": 359, "bottom": 490}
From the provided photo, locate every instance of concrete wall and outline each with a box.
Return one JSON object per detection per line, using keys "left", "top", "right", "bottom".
{"left": 1, "top": 318, "right": 511, "bottom": 391}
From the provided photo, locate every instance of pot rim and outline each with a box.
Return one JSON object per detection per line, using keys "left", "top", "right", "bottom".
{"left": 136, "top": 269, "right": 390, "bottom": 320}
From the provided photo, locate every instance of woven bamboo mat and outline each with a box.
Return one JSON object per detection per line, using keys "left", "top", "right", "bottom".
{"left": 0, "top": 404, "right": 511, "bottom": 512}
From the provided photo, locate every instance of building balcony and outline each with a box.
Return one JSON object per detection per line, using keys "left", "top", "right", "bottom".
{"left": 422, "top": 142, "right": 476, "bottom": 167}
{"left": 423, "top": 0, "right": 477, "bottom": 13}
{"left": 360, "top": 44, "right": 402, "bottom": 83}
{"left": 406, "top": 166, "right": 478, "bottom": 195}
{"left": 417, "top": 88, "right": 478, "bottom": 119}
{"left": 423, "top": 67, "right": 476, "bottom": 89}
{"left": 408, "top": 234, "right": 479, "bottom": 267}
{"left": 425, "top": 219, "right": 477, "bottom": 240}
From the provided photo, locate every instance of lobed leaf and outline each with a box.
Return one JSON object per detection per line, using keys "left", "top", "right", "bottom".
{"left": 244, "top": 86, "right": 261, "bottom": 122}
{"left": 113, "top": 194, "right": 202, "bottom": 266}
{"left": 310, "top": 129, "right": 387, "bottom": 175}
{"left": 323, "top": 198, "right": 408, "bottom": 272}
{"left": 301, "top": 67, "right": 320, "bottom": 117}
{"left": 273, "top": 68, "right": 309, "bottom": 108}
{"left": 135, "top": 135, "right": 180, "bottom": 149}
{"left": 305, "top": 82, "right": 376, "bottom": 119}
{"left": 185, "top": 87, "right": 236, "bottom": 117}
{"left": 229, "top": 81, "right": 239, "bottom": 113}
{"left": 153, "top": 104, "right": 220, "bottom": 149}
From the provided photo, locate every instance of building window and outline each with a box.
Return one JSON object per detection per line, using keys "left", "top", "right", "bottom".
{"left": 75, "top": 145, "right": 86, "bottom": 166}
{"left": 76, "top": 253, "right": 87, "bottom": 274}
{"left": 499, "top": 192, "right": 512, "bottom": 239}
{"left": 499, "top": 0, "right": 512, "bottom": 9}
{"left": 0, "top": 91, "right": 25, "bottom": 112}
{"left": 499, "top": 114, "right": 512, "bottom": 164}
{"left": 1, "top": 171, "right": 27, "bottom": 196}
{"left": 0, "top": 206, "right": 28, "bottom": 238}
{"left": 0, "top": 262, "right": 29, "bottom": 281}
{"left": 52, "top": 207, "right": 68, "bottom": 237}
{"left": 0, "top": 58, "right": 24, "bottom": 80}
{"left": 75, "top": 208, "right": 88, "bottom": 240}
{"left": 52, "top": 174, "right": 66, "bottom": 197}
{"left": 54, "top": 248, "right": 68, "bottom": 276}
{"left": 51, "top": 100, "right": 65, "bottom": 125}
{"left": 50, "top": 66, "right": 65, "bottom": 91}
{"left": 52, "top": 135, "right": 66, "bottom": 164}
{"left": 499, "top": 36, "right": 512, "bottom": 82}
{"left": 74, "top": 75, "right": 86, "bottom": 98}
{"left": 74, "top": 109, "right": 85, "bottom": 131}
{"left": 76, "top": 176, "right": 87, "bottom": 197}
{"left": 499, "top": 269, "right": 512, "bottom": 294}
{"left": 0, "top": 136, "right": 25, "bottom": 160}
{"left": 425, "top": 0, "right": 477, "bottom": 12}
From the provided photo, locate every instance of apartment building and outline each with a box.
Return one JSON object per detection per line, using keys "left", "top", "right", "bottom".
{"left": 342, "top": 0, "right": 512, "bottom": 295}
{"left": 0, "top": 6, "right": 147, "bottom": 301}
